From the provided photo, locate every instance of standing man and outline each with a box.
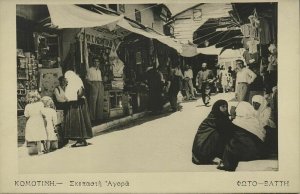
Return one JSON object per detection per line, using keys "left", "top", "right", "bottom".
{"left": 235, "top": 59, "right": 257, "bottom": 102}
{"left": 183, "top": 65, "right": 196, "bottom": 100}
{"left": 86, "top": 58, "right": 105, "bottom": 124}
{"left": 167, "top": 63, "right": 183, "bottom": 112}
{"left": 196, "top": 63, "right": 215, "bottom": 106}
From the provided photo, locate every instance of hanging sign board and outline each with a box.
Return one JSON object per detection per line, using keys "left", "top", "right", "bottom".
{"left": 84, "top": 28, "right": 121, "bottom": 48}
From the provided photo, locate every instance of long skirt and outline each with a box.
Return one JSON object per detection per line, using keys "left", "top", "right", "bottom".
{"left": 64, "top": 98, "right": 93, "bottom": 140}
{"left": 222, "top": 125, "right": 264, "bottom": 171}
{"left": 192, "top": 131, "right": 224, "bottom": 164}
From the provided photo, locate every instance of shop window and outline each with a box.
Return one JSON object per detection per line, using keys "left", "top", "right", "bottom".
{"left": 135, "top": 9, "right": 141, "bottom": 23}
{"left": 108, "top": 4, "right": 117, "bottom": 12}
{"left": 193, "top": 9, "right": 202, "bottom": 21}
{"left": 110, "top": 90, "right": 123, "bottom": 109}
{"left": 119, "top": 4, "right": 125, "bottom": 13}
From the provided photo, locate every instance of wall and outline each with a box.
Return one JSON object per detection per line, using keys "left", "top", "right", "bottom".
{"left": 171, "top": 3, "right": 232, "bottom": 43}
{"left": 123, "top": 4, "right": 164, "bottom": 34}
{"left": 61, "top": 28, "right": 81, "bottom": 62}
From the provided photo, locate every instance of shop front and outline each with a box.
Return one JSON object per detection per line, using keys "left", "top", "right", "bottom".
{"left": 17, "top": 4, "right": 183, "bottom": 142}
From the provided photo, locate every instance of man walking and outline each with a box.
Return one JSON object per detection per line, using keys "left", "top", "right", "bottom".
{"left": 196, "top": 63, "right": 215, "bottom": 106}
{"left": 235, "top": 59, "right": 257, "bottom": 102}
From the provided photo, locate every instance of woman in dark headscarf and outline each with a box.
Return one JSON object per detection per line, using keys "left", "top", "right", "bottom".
{"left": 192, "top": 100, "right": 233, "bottom": 165}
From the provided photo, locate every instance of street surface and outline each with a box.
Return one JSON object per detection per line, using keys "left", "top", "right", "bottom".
{"left": 18, "top": 92, "right": 277, "bottom": 173}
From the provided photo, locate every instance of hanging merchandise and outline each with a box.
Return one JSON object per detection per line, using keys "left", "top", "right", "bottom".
{"left": 246, "top": 37, "right": 260, "bottom": 54}
{"left": 258, "top": 18, "right": 271, "bottom": 45}
{"left": 267, "top": 44, "right": 277, "bottom": 72}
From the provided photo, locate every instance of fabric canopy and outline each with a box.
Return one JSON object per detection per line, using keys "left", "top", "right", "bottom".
{"left": 47, "top": 4, "right": 182, "bottom": 53}
{"left": 197, "top": 46, "right": 222, "bottom": 55}
{"left": 47, "top": 4, "right": 124, "bottom": 28}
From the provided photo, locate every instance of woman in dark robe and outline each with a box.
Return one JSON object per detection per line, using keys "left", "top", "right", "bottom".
{"left": 218, "top": 102, "right": 266, "bottom": 171}
{"left": 192, "top": 100, "right": 233, "bottom": 165}
{"left": 64, "top": 71, "right": 93, "bottom": 147}
{"left": 145, "top": 66, "right": 164, "bottom": 114}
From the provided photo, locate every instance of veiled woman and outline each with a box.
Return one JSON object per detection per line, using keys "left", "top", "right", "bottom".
{"left": 218, "top": 101, "right": 266, "bottom": 171}
{"left": 192, "top": 100, "right": 233, "bottom": 165}
{"left": 64, "top": 70, "right": 93, "bottom": 147}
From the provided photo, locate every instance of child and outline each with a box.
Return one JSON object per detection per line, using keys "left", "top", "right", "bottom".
{"left": 24, "top": 91, "right": 48, "bottom": 155}
{"left": 41, "top": 96, "right": 58, "bottom": 152}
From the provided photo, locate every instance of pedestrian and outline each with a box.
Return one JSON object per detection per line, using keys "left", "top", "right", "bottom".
{"left": 218, "top": 101, "right": 265, "bottom": 171}
{"left": 195, "top": 63, "right": 215, "bottom": 106}
{"left": 145, "top": 65, "right": 164, "bottom": 114}
{"left": 228, "top": 66, "right": 236, "bottom": 92}
{"left": 183, "top": 65, "right": 196, "bottom": 100}
{"left": 64, "top": 70, "right": 93, "bottom": 147}
{"left": 235, "top": 60, "right": 256, "bottom": 101}
{"left": 167, "top": 63, "right": 183, "bottom": 112}
{"left": 192, "top": 100, "right": 233, "bottom": 165}
{"left": 53, "top": 76, "right": 68, "bottom": 110}
{"left": 252, "top": 95, "right": 277, "bottom": 155}
{"left": 86, "top": 57, "right": 105, "bottom": 125}
{"left": 53, "top": 76, "right": 68, "bottom": 148}
{"left": 219, "top": 65, "right": 229, "bottom": 93}
{"left": 41, "top": 96, "right": 58, "bottom": 152}
{"left": 24, "top": 91, "right": 48, "bottom": 154}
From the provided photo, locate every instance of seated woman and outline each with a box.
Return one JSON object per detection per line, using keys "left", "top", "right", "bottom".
{"left": 218, "top": 101, "right": 266, "bottom": 171}
{"left": 192, "top": 100, "right": 233, "bottom": 165}
{"left": 252, "top": 95, "right": 277, "bottom": 155}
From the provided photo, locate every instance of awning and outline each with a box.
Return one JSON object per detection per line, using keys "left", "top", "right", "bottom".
{"left": 47, "top": 4, "right": 124, "bottom": 28}
{"left": 47, "top": 4, "right": 182, "bottom": 53}
{"left": 197, "top": 46, "right": 222, "bottom": 55}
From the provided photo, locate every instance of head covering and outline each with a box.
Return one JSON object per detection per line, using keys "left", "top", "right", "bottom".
{"left": 211, "top": 100, "right": 228, "bottom": 116}
{"left": 252, "top": 95, "right": 276, "bottom": 128}
{"left": 64, "top": 71, "right": 84, "bottom": 101}
{"left": 233, "top": 101, "right": 266, "bottom": 141}
{"left": 252, "top": 95, "right": 268, "bottom": 114}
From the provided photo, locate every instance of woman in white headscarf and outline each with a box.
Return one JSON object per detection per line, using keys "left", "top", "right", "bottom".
{"left": 218, "top": 101, "right": 265, "bottom": 171}
{"left": 252, "top": 95, "right": 277, "bottom": 154}
{"left": 64, "top": 70, "right": 93, "bottom": 147}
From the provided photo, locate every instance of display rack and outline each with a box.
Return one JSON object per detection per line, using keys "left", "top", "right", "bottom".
{"left": 17, "top": 49, "right": 39, "bottom": 114}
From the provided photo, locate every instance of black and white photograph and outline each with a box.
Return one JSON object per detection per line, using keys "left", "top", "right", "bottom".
{"left": 0, "top": 0, "right": 299, "bottom": 193}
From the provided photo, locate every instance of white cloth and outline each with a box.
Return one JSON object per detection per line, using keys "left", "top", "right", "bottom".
{"left": 47, "top": 4, "right": 124, "bottom": 28}
{"left": 246, "top": 38, "right": 259, "bottom": 54}
{"left": 233, "top": 101, "right": 266, "bottom": 141}
{"left": 184, "top": 69, "right": 193, "bottom": 79}
{"left": 24, "top": 102, "right": 47, "bottom": 141}
{"left": 252, "top": 95, "right": 276, "bottom": 128}
{"left": 65, "top": 71, "right": 84, "bottom": 101}
{"left": 236, "top": 67, "right": 257, "bottom": 84}
{"left": 86, "top": 67, "right": 102, "bottom": 81}
{"left": 41, "top": 108, "right": 58, "bottom": 141}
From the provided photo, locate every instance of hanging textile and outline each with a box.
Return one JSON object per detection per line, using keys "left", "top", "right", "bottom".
{"left": 47, "top": 4, "right": 124, "bottom": 28}
{"left": 258, "top": 18, "right": 271, "bottom": 45}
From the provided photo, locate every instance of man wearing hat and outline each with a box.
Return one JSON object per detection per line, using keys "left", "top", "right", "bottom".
{"left": 196, "top": 63, "right": 215, "bottom": 106}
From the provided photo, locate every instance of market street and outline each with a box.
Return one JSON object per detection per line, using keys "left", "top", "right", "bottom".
{"left": 18, "top": 92, "right": 277, "bottom": 174}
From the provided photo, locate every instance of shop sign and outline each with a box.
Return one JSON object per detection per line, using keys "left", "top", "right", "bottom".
{"left": 84, "top": 28, "right": 120, "bottom": 48}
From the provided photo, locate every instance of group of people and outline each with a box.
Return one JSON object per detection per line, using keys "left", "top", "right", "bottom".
{"left": 192, "top": 94, "right": 277, "bottom": 171}
{"left": 24, "top": 69, "right": 96, "bottom": 155}
{"left": 24, "top": 56, "right": 127, "bottom": 154}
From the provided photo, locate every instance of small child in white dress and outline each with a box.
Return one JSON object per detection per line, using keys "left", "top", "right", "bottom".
{"left": 24, "top": 91, "right": 48, "bottom": 154}
{"left": 41, "top": 96, "right": 58, "bottom": 152}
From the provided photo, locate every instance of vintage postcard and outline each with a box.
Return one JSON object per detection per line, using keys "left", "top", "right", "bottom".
{"left": 0, "top": 0, "right": 299, "bottom": 193}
